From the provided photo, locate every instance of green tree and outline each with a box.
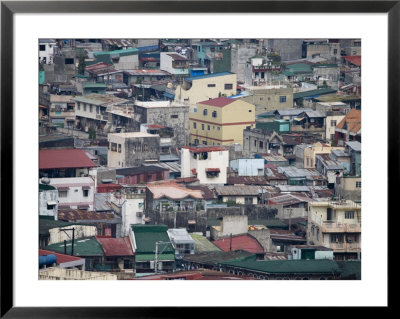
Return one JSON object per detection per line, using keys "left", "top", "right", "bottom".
{"left": 88, "top": 126, "right": 96, "bottom": 140}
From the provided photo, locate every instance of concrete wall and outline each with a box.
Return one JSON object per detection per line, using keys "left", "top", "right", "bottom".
{"left": 248, "top": 229, "right": 272, "bottom": 252}
{"left": 241, "top": 88, "right": 294, "bottom": 115}
{"left": 121, "top": 197, "right": 145, "bottom": 237}
{"left": 39, "top": 189, "right": 58, "bottom": 219}
{"left": 221, "top": 215, "right": 248, "bottom": 237}
{"left": 48, "top": 225, "right": 97, "bottom": 245}
{"left": 266, "top": 39, "right": 304, "bottom": 62}
{"left": 231, "top": 44, "right": 258, "bottom": 83}
{"left": 175, "top": 73, "right": 237, "bottom": 105}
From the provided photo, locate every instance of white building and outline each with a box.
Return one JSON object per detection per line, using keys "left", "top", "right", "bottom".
{"left": 39, "top": 39, "right": 57, "bottom": 64}
{"left": 181, "top": 146, "right": 229, "bottom": 184}
{"left": 160, "top": 52, "right": 189, "bottom": 76}
{"left": 39, "top": 183, "right": 59, "bottom": 220}
{"left": 49, "top": 177, "right": 95, "bottom": 211}
{"left": 167, "top": 228, "right": 196, "bottom": 259}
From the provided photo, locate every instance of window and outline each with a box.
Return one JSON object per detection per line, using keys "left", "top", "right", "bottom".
{"left": 171, "top": 114, "right": 178, "bottom": 119}
{"left": 212, "top": 111, "right": 217, "bottom": 118}
{"left": 330, "top": 234, "right": 343, "bottom": 243}
{"left": 217, "top": 127, "right": 220, "bottom": 131}
{"left": 201, "top": 124, "right": 205, "bottom": 130}
{"left": 259, "top": 141, "right": 263, "bottom": 148}
{"left": 245, "top": 197, "right": 253, "bottom": 205}
{"left": 333, "top": 49, "right": 338, "bottom": 54}
{"left": 202, "top": 141, "right": 207, "bottom": 145}
{"left": 330, "top": 134, "right": 335, "bottom": 141}
{"left": 89, "top": 105, "right": 93, "bottom": 113}
{"left": 207, "top": 125, "right": 210, "bottom": 131}
{"left": 47, "top": 204, "right": 55, "bottom": 210}
{"left": 193, "top": 122, "right": 197, "bottom": 129}
{"left": 39, "top": 44, "right": 46, "bottom": 51}
{"left": 279, "top": 96, "right": 287, "bottom": 103}
{"left": 254, "top": 140, "right": 257, "bottom": 147}
{"left": 77, "top": 103, "right": 81, "bottom": 110}
{"left": 345, "top": 211, "right": 355, "bottom": 219}
{"left": 118, "top": 144, "right": 121, "bottom": 153}
{"left": 111, "top": 143, "right": 117, "bottom": 152}
{"left": 193, "top": 108, "right": 197, "bottom": 113}
{"left": 207, "top": 84, "right": 216, "bottom": 87}
{"left": 203, "top": 109, "right": 208, "bottom": 116}
{"left": 59, "top": 191, "right": 68, "bottom": 198}
{"left": 356, "top": 181, "right": 361, "bottom": 188}
{"left": 96, "top": 106, "right": 99, "bottom": 114}
{"left": 224, "top": 83, "right": 233, "bottom": 90}
{"left": 330, "top": 120, "right": 337, "bottom": 126}
{"left": 65, "top": 58, "right": 74, "bottom": 65}
{"left": 83, "top": 104, "right": 87, "bottom": 112}
{"left": 194, "top": 139, "right": 199, "bottom": 145}
{"left": 83, "top": 189, "right": 89, "bottom": 197}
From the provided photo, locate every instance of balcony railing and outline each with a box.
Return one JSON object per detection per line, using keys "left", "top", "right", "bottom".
{"left": 329, "top": 242, "right": 361, "bottom": 252}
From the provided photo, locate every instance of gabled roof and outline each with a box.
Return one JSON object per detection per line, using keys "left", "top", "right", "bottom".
{"left": 336, "top": 109, "right": 361, "bottom": 134}
{"left": 147, "top": 183, "right": 203, "bottom": 200}
{"left": 212, "top": 234, "right": 264, "bottom": 254}
{"left": 40, "top": 149, "right": 97, "bottom": 170}
{"left": 343, "top": 55, "right": 361, "bottom": 67}
{"left": 96, "top": 236, "right": 134, "bottom": 256}
{"left": 131, "top": 225, "right": 174, "bottom": 261}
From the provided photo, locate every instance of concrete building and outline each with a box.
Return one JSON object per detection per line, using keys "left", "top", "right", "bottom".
{"left": 39, "top": 39, "right": 57, "bottom": 64}
{"left": 72, "top": 94, "right": 133, "bottom": 133}
{"left": 230, "top": 42, "right": 258, "bottom": 83}
{"left": 175, "top": 72, "right": 237, "bottom": 105}
{"left": 160, "top": 52, "right": 190, "bottom": 77}
{"left": 334, "top": 109, "right": 361, "bottom": 147}
{"left": 93, "top": 48, "right": 139, "bottom": 70}
{"left": 167, "top": 228, "right": 196, "bottom": 259}
{"left": 240, "top": 87, "right": 294, "bottom": 115}
{"left": 244, "top": 56, "right": 282, "bottom": 87}
{"left": 214, "top": 185, "right": 260, "bottom": 205}
{"left": 48, "top": 177, "right": 95, "bottom": 211}
{"left": 39, "top": 183, "right": 59, "bottom": 220}
{"left": 42, "top": 48, "right": 77, "bottom": 83}
{"left": 315, "top": 154, "right": 344, "bottom": 188}
{"left": 134, "top": 100, "right": 189, "bottom": 148}
{"left": 294, "top": 142, "right": 344, "bottom": 169}
{"left": 243, "top": 128, "right": 284, "bottom": 157}
{"left": 229, "top": 158, "right": 265, "bottom": 176}
{"left": 107, "top": 132, "right": 160, "bottom": 168}
{"left": 181, "top": 146, "right": 229, "bottom": 185}
{"left": 49, "top": 95, "right": 75, "bottom": 129}
{"left": 189, "top": 97, "right": 255, "bottom": 146}
{"left": 312, "top": 64, "right": 340, "bottom": 89}
{"left": 302, "top": 39, "right": 341, "bottom": 61}
{"left": 308, "top": 200, "right": 361, "bottom": 260}
{"left": 265, "top": 39, "right": 304, "bottom": 62}
{"left": 210, "top": 215, "right": 249, "bottom": 240}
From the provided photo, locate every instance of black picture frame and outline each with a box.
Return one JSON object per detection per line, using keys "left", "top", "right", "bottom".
{"left": 1, "top": 0, "right": 394, "bottom": 317}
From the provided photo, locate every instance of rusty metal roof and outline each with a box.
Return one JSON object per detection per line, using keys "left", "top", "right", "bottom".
{"left": 214, "top": 185, "right": 260, "bottom": 196}
{"left": 58, "top": 209, "right": 116, "bottom": 222}
{"left": 95, "top": 236, "right": 134, "bottom": 256}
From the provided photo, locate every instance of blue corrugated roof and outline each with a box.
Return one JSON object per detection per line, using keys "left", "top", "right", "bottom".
{"left": 185, "top": 72, "right": 233, "bottom": 82}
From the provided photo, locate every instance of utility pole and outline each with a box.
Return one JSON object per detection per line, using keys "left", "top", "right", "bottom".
{"left": 154, "top": 241, "right": 172, "bottom": 274}
{"left": 61, "top": 227, "right": 75, "bottom": 256}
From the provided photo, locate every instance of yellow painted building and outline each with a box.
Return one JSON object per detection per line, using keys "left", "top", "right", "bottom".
{"left": 175, "top": 72, "right": 237, "bottom": 105}
{"left": 189, "top": 97, "right": 255, "bottom": 146}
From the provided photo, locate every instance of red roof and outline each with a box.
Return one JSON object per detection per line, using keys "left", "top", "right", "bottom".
{"left": 343, "top": 55, "right": 361, "bottom": 67}
{"left": 95, "top": 236, "right": 134, "bottom": 256}
{"left": 182, "top": 146, "right": 228, "bottom": 153}
{"left": 198, "top": 97, "right": 236, "bottom": 108}
{"left": 212, "top": 234, "right": 264, "bottom": 254}
{"left": 39, "top": 249, "right": 84, "bottom": 264}
{"left": 40, "top": 149, "right": 97, "bottom": 169}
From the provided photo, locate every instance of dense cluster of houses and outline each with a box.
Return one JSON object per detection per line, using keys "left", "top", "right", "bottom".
{"left": 38, "top": 38, "right": 361, "bottom": 280}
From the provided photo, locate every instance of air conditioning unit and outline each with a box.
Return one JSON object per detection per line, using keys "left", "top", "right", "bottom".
{"left": 150, "top": 261, "right": 155, "bottom": 269}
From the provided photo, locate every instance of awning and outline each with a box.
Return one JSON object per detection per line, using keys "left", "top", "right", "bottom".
{"left": 82, "top": 186, "right": 91, "bottom": 190}
{"left": 294, "top": 117, "right": 305, "bottom": 121}
{"left": 47, "top": 201, "right": 57, "bottom": 205}
{"left": 57, "top": 187, "right": 70, "bottom": 191}
{"left": 78, "top": 204, "right": 89, "bottom": 209}
{"left": 205, "top": 168, "right": 220, "bottom": 173}
{"left": 163, "top": 92, "right": 175, "bottom": 99}
{"left": 188, "top": 220, "right": 196, "bottom": 225}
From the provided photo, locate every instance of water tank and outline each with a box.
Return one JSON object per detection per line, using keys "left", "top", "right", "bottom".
{"left": 39, "top": 254, "right": 57, "bottom": 267}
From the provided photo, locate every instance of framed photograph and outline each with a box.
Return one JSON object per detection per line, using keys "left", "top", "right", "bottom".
{"left": 1, "top": 0, "right": 394, "bottom": 316}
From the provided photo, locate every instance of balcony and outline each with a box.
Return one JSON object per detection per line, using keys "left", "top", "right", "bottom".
{"left": 321, "top": 221, "right": 361, "bottom": 233}
{"left": 329, "top": 242, "right": 361, "bottom": 252}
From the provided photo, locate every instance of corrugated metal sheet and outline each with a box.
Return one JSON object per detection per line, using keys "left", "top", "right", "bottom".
{"left": 96, "top": 236, "right": 134, "bottom": 256}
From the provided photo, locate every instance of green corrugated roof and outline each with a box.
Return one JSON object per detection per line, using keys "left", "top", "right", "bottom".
{"left": 312, "top": 64, "right": 338, "bottom": 68}
{"left": 132, "top": 224, "right": 174, "bottom": 257}
{"left": 135, "top": 253, "right": 175, "bottom": 262}
{"left": 44, "top": 237, "right": 104, "bottom": 256}
{"left": 337, "top": 260, "right": 361, "bottom": 279}
{"left": 84, "top": 83, "right": 107, "bottom": 88}
{"left": 39, "top": 183, "right": 56, "bottom": 192}
{"left": 284, "top": 63, "right": 313, "bottom": 74}
{"left": 190, "top": 233, "right": 221, "bottom": 253}
{"left": 93, "top": 48, "right": 139, "bottom": 56}
{"left": 293, "top": 88, "right": 337, "bottom": 100}
{"left": 220, "top": 259, "right": 342, "bottom": 274}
